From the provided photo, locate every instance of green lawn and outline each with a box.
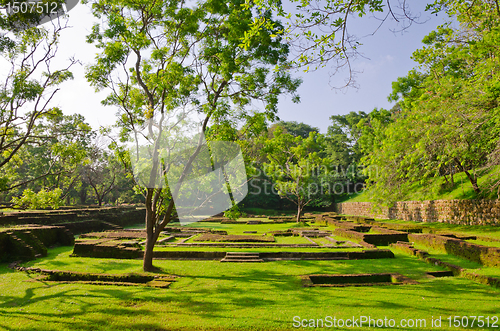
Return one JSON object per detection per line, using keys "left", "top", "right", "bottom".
{"left": 273, "top": 236, "right": 312, "bottom": 245}
{"left": 2, "top": 220, "right": 500, "bottom": 330}
{"left": 185, "top": 221, "right": 297, "bottom": 234}
{"left": 1, "top": 244, "right": 499, "bottom": 331}
{"left": 80, "top": 222, "right": 366, "bottom": 252}
{"left": 467, "top": 239, "right": 500, "bottom": 248}
{"left": 152, "top": 246, "right": 365, "bottom": 252}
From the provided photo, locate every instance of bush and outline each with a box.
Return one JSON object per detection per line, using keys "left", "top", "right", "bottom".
{"left": 11, "top": 188, "right": 63, "bottom": 210}
{"left": 223, "top": 205, "right": 246, "bottom": 220}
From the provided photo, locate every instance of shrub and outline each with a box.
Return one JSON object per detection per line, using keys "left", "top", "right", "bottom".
{"left": 223, "top": 205, "right": 246, "bottom": 220}
{"left": 11, "top": 188, "right": 63, "bottom": 210}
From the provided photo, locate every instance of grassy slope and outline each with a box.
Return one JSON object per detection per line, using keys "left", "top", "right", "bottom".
{"left": 342, "top": 166, "right": 500, "bottom": 203}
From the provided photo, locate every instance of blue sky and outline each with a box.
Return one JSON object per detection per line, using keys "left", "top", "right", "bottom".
{"left": 51, "top": 1, "right": 447, "bottom": 133}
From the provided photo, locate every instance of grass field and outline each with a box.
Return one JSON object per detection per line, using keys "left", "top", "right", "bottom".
{"left": 0, "top": 223, "right": 500, "bottom": 330}
{"left": 1, "top": 220, "right": 500, "bottom": 330}
{"left": 0, "top": 247, "right": 500, "bottom": 330}
{"left": 1, "top": 247, "right": 499, "bottom": 331}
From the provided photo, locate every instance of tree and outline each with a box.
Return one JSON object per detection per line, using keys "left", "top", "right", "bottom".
{"left": 85, "top": 0, "right": 300, "bottom": 271}
{"left": 326, "top": 111, "right": 368, "bottom": 167}
{"left": 361, "top": 0, "right": 500, "bottom": 205}
{"left": 321, "top": 111, "right": 372, "bottom": 199}
{"left": 11, "top": 187, "right": 63, "bottom": 210}
{"left": 242, "top": 0, "right": 428, "bottom": 85}
{"left": 0, "top": 22, "right": 76, "bottom": 190}
{"left": 80, "top": 145, "right": 121, "bottom": 206}
{"left": 357, "top": 107, "right": 394, "bottom": 156}
{"left": 261, "top": 126, "right": 331, "bottom": 222}
{"left": 275, "top": 121, "right": 318, "bottom": 138}
{"left": 2, "top": 111, "right": 93, "bottom": 200}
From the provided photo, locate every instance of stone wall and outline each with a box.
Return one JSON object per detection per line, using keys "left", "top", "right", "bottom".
{"left": 0, "top": 225, "right": 74, "bottom": 262}
{"left": 0, "top": 206, "right": 146, "bottom": 227}
{"left": 335, "top": 199, "right": 500, "bottom": 226}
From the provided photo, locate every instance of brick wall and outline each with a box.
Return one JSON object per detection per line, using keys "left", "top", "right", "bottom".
{"left": 335, "top": 200, "right": 500, "bottom": 226}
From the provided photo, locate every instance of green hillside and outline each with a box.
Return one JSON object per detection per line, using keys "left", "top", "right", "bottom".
{"left": 340, "top": 166, "right": 500, "bottom": 203}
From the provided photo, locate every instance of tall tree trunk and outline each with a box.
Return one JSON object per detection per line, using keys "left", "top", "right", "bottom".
{"left": 454, "top": 158, "right": 480, "bottom": 193}
{"left": 143, "top": 188, "right": 156, "bottom": 272}
{"left": 79, "top": 184, "right": 87, "bottom": 204}
{"left": 296, "top": 204, "right": 303, "bottom": 223}
{"left": 143, "top": 230, "right": 155, "bottom": 272}
{"left": 141, "top": 113, "right": 211, "bottom": 272}
{"left": 449, "top": 164, "right": 455, "bottom": 186}
{"left": 464, "top": 169, "right": 480, "bottom": 193}
{"left": 143, "top": 189, "right": 172, "bottom": 272}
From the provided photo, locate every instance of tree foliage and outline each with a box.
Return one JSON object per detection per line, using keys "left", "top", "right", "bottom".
{"left": 361, "top": 0, "right": 500, "bottom": 205}
{"left": 275, "top": 120, "right": 318, "bottom": 138}
{"left": 0, "top": 22, "right": 76, "bottom": 189}
{"left": 261, "top": 126, "right": 332, "bottom": 221}
{"left": 1, "top": 111, "right": 94, "bottom": 201}
{"left": 11, "top": 187, "right": 62, "bottom": 210}
{"left": 84, "top": 0, "right": 300, "bottom": 271}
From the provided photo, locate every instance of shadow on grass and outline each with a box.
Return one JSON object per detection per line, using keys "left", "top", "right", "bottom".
{"left": 1, "top": 249, "right": 500, "bottom": 331}
{"left": 0, "top": 264, "right": 15, "bottom": 275}
{"left": 1, "top": 262, "right": 499, "bottom": 331}
{"left": 0, "top": 278, "right": 176, "bottom": 331}
{"left": 26, "top": 249, "right": 143, "bottom": 274}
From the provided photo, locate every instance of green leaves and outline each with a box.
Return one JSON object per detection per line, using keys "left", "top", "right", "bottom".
{"left": 1, "top": 21, "right": 78, "bottom": 187}
{"left": 11, "top": 188, "right": 63, "bottom": 209}
{"left": 260, "top": 126, "right": 333, "bottom": 212}
{"left": 361, "top": 0, "right": 500, "bottom": 204}
{"left": 240, "top": 0, "right": 385, "bottom": 75}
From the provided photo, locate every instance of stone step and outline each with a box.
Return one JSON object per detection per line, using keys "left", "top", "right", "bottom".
{"left": 220, "top": 252, "right": 263, "bottom": 262}
{"left": 222, "top": 256, "right": 262, "bottom": 259}
{"left": 223, "top": 254, "right": 260, "bottom": 258}
{"left": 246, "top": 221, "right": 261, "bottom": 225}
{"left": 226, "top": 252, "right": 260, "bottom": 256}
{"left": 224, "top": 254, "right": 260, "bottom": 258}
{"left": 220, "top": 258, "right": 264, "bottom": 263}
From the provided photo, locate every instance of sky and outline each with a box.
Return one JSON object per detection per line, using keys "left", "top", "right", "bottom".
{"left": 45, "top": 1, "right": 448, "bottom": 134}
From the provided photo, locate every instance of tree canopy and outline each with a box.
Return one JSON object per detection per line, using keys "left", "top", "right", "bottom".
{"left": 84, "top": 0, "right": 301, "bottom": 271}
{"left": 360, "top": 0, "right": 500, "bottom": 205}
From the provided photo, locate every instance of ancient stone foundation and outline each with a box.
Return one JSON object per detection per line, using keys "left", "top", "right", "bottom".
{"left": 0, "top": 206, "right": 146, "bottom": 232}
{"left": 335, "top": 199, "right": 500, "bottom": 226}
